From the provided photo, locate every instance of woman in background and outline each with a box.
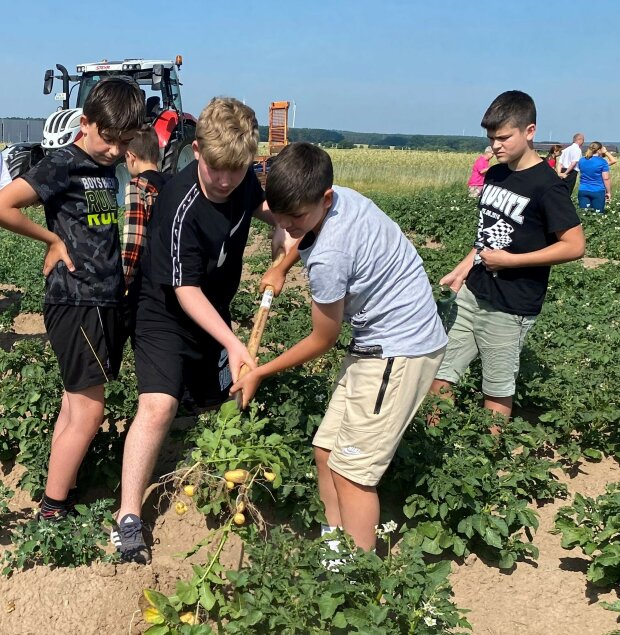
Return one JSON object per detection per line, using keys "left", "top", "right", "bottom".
{"left": 577, "top": 142, "right": 616, "bottom": 213}
{"left": 467, "top": 146, "right": 494, "bottom": 198}
{"left": 545, "top": 144, "right": 562, "bottom": 169}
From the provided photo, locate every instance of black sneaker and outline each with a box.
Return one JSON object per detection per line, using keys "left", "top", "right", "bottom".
{"left": 110, "top": 514, "right": 151, "bottom": 564}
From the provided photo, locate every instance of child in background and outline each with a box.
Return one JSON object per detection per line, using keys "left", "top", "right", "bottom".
{"left": 122, "top": 125, "right": 170, "bottom": 293}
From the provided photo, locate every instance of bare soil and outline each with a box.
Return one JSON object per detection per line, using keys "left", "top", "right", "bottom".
{"left": 1, "top": 268, "right": 619, "bottom": 635}
{"left": 1, "top": 442, "right": 618, "bottom": 635}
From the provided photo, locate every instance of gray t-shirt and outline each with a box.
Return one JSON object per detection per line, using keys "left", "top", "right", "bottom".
{"left": 298, "top": 186, "right": 447, "bottom": 357}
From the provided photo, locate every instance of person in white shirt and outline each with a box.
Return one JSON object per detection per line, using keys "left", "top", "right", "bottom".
{"left": 557, "top": 132, "right": 584, "bottom": 195}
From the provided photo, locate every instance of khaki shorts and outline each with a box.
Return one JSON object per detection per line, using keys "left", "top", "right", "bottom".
{"left": 313, "top": 348, "right": 445, "bottom": 486}
{"left": 435, "top": 285, "right": 536, "bottom": 398}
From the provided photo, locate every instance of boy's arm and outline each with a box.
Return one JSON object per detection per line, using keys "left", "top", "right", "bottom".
{"left": 174, "top": 286, "right": 256, "bottom": 382}
{"left": 440, "top": 248, "right": 477, "bottom": 292}
{"left": 0, "top": 178, "right": 75, "bottom": 275}
{"left": 121, "top": 180, "right": 147, "bottom": 287}
{"left": 480, "top": 225, "right": 585, "bottom": 270}
{"left": 231, "top": 298, "right": 344, "bottom": 408}
{"left": 254, "top": 201, "right": 301, "bottom": 296}
{"left": 253, "top": 200, "right": 275, "bottom": 225}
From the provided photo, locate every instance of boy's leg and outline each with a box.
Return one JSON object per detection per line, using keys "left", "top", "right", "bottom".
{"left": 116, "top": 392, "right": 179, "bottom": 518}
{"left": 314, "top": 446, "right": 342, "bottom": 528}
{"left": 45, "top": 384, "right": 105, "bottom": 500}
{"left": 331, "top": 472, "right": 379, "bottom": 551}
{"left": 312, "top": 359, "right": 352, "bottom": 529}
{"left": 327, "top": 350, "right": 444, "bottom": 551}
{"left": 429, "top": 285, "right": 479, "bottom": 423}
{"left": 42, "top": 304, "right": 123, "bottom": 510}
{"left": 475, "top": 302, "right": 537, "bottom": 421}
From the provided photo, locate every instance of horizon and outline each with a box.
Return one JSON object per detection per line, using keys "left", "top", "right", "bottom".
{"left": 3, "top": 0, "right": 619, "bottom": 141}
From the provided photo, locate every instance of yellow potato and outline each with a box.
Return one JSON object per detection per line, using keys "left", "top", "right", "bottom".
{"left": 224, "top": 469, "right": 249, "bottom": 484}
{"left": 233, "top": 512, "right": 246, "bottom": 526}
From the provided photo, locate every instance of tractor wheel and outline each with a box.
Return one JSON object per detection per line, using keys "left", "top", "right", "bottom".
{"left": 162, "top": 126, "right": 196, "bottom": 175}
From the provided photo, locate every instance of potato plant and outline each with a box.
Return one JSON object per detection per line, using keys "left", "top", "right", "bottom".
{"left": 142, "top": 526, "right": 471, "bottom": 634}
{"left": 553, "top": 483, "right": 620, "bottom": 587}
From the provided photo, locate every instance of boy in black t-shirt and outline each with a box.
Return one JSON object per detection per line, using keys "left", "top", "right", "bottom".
{"left": 0, "top": 78, "right": 144, "bottom": 520}
{"left": 430, "top": 91, "right": 585, "bottom": 423}
{"left": 111, "top": 97, "right": 292, "bottom": 564}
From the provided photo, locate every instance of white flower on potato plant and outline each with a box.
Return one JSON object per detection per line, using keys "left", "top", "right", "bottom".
{"left": 586, "top": 324, "right": 593, "bottom": 331}
{"left": 423, "top": 616, "right": 437, "bottom": 627}
{"left": 375, "top": 520, "right": 398, "bottom": 536}
{"left": 422, "top": 601, "right": 439, "bottom": 616}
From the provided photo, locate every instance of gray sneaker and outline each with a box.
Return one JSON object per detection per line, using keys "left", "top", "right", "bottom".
{"left": 110, "top": 514, "right": 151, "bottom": 564}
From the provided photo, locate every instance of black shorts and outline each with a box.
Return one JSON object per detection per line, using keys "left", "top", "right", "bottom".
{"left": 44, "top": 304, "right": 124, "bottom": 392}
{"left": 134, "top": 326, "right": 232, "bottom": 407}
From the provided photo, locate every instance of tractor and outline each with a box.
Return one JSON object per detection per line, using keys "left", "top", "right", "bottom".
{"left": 3, "top": 56, "right": 196, "bottom": 203}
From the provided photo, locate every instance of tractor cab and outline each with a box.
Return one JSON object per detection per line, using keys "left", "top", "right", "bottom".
{"left": 38, "top": 57, "right": 196, "bottom": 203}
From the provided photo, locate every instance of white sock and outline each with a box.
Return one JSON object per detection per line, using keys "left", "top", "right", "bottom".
{"left": 320, "top": 524, "right": 338, "bottom": 536}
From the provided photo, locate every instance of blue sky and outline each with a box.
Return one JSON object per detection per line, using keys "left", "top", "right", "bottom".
{"left": 4, "top": 0, "right": 620, "bottom": 141}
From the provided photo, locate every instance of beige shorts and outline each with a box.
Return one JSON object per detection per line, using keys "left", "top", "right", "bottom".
{"left": 313, "top": 349, "right": 445, "bottom": 486}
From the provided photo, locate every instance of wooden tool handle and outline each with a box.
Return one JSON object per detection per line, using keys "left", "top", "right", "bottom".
{"left": 236, "top": 251, "right": 286, "bottom": 386}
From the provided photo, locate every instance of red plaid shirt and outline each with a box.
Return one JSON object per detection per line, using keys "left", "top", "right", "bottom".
{"left": 121, "top": 175, "right": 161, "bottom": 288}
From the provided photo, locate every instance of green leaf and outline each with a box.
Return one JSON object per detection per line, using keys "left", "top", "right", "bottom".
{"left": 484, "top": 527, "right": 503, "bottom": 550}
{"left": 176, "top": 581, "right": 199, "bottom": 605}
{"left": 318, "top": 592, "right": 342, "bottom": 620}
{"left": 199, "top": 586, "right": 216, "bottom": 611}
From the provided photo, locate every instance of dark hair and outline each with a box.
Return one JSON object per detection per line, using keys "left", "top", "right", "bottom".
{"left": 82, "top": 77, "right": 144, "bottom": 137}
{"left": 480, "top": 90, "right": 536, "bottom": 131}
{"left": 266, "top": 142, "right": 333, "bottom": 214}
{"left": 546, "top": 144, "right": 563, "bottom": 160}
{"left": 128, "top": 125, "right": 160, "bottom": 163}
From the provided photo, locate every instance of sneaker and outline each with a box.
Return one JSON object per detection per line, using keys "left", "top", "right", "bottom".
{"left": 110, "top": 514, "right": 151, "bottom": 564}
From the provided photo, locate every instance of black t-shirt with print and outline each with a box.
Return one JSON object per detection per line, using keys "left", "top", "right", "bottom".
{"left": 21, "top": 144, "right": 122, "bottom": 306}
{"left": 466, "top": 161, "right": 581, "bottom": 316}
{"left": 138, "top": 160, "right": 264, "bottom": 336}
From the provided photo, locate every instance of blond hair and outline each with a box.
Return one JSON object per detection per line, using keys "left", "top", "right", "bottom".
{"left": 195, "top": 97, "right": 259, "bottom": 169}
{"left": 585, "top": 141, "right": 603, "bottom": 159}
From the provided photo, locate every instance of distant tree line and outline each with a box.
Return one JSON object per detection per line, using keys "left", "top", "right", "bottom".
{"left": 258, "top": 125, "right": 488, "bottom": 151}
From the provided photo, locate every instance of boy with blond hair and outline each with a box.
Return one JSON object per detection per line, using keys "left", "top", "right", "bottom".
{"left": 0, "top": 78, "right": 144, "bottom": 521}
{"left": 112, "top": 97, "right": 290, "bottom": 564}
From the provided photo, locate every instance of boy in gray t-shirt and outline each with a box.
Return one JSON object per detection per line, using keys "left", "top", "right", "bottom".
{"left": 231, "top": 142, "right": 447, "bottom": 552}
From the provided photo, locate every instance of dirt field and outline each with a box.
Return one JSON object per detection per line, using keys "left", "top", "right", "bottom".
{"left": 0, "top": 274, "right": 619, "bottom": 635}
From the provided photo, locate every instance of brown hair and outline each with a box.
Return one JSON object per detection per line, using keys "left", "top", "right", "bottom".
{"left": 266, "top": 142, "right": 333, "bottom": 214}
{"left": 127, "top": 125, "right": 160, "bottom": 164}
{"left": 195, "top": 97, "right": 259, "bottom": 170}
{"left": 481, "top": 90, "right": 536, "bottom": 131}
{"left": 82, "top": 77, "right": 144, "bottom": 137}
{"left": 546, "top": 144, "right": 563, "bottom": 160}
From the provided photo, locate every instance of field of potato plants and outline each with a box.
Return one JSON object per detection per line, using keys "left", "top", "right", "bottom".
{"left": 0, "top": 149, "right": 619, "bottom": 634}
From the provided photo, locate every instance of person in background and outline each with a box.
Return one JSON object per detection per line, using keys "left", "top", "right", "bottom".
{"left": 545, "top": 144, "right": 563, "bottom": 169}
{"left": 467, "top": 146, "right": 494, "bottom": 197}
{"left": 0, "top": 151, "right": 12, "bottom": 189}
{"left": 557, "top": 133, "right": 584, "bottom": 195}
{"left": 577, "top": 142, "right": 616, "bottom": 213}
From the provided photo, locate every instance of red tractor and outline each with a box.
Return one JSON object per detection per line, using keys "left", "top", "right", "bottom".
{"left": 4, "top": 56, "right": 196, "bottom": 203}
